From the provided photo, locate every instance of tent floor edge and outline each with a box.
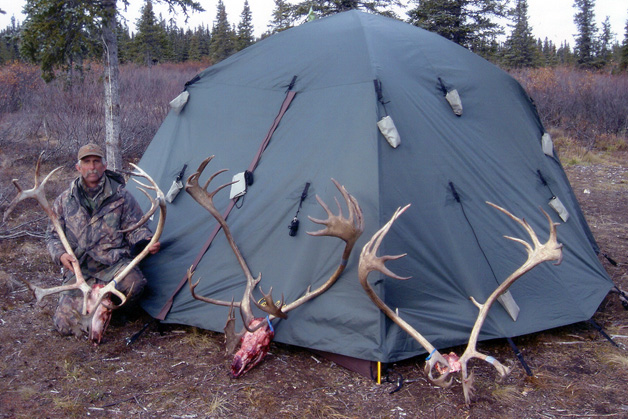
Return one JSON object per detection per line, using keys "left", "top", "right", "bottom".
{"left": 309, "top": 349, "right": 380, "bottom": 380}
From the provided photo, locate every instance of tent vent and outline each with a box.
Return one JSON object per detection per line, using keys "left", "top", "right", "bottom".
{"left": 377, "top": 116, "right": 401, "bottom": 148}
{"left": 445, "top": 90, "right": 463, "bottom": 116}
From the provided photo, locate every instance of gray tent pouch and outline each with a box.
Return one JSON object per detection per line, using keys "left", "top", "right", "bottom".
{"left": 377, "top": 115, "right": 401, "bottom": 148}
{"left": 445, "top": 89, "right": 463, "bottom": 116}
{"left": 548, "top": 196, "right": 569, "bottom": 222}
{"left": 542, "top": 132, "right": 554, "bottom": 157}
{"left": 166, "top": 180, "right": 184, "bottom": 203}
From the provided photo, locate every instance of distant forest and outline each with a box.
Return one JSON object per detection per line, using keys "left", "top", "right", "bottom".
{"left": 1, "top": 0, "right": 627, "bottom": 74}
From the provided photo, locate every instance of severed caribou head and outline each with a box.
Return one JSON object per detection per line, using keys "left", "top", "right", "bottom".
{"left": 185, "top": 155, "right": 364, "bottom": 377}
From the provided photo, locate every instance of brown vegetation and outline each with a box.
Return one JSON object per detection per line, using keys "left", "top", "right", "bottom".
{"left": 511, "top": 67, "right": 628, "bottom": 151}
{"left": 0, "top": 62, "right": 203, "bottom": 160}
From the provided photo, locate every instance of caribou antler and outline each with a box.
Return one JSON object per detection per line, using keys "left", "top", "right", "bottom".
{"left": 3, "top": 152, "right": 106, "bottom": 315}
{"left": 358, "top": 202, "right": 562, "bottom": 402}
{"left": 4, "top": 154, "right": 165, "bottom": 342}
{"left": 184, "top": 156, "right": 263, "bottom": 337}
{"left": 358, "top": 204, "right": 454, "bottom": 388}
{"left": 85, "top": 163, "right": 166, "bottom": 312}
{"left": 185, "top": 155, "right": 363, "bottom": 377}
{"left": 458, "top": 202, "right": 562, "bottom": 403}
{"left": 256, "top": 178, "right": 364, "bottom": 316}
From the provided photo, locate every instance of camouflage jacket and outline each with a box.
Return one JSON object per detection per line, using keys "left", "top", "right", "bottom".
{"left": 46, "top": 170, "right": 152, "bottom": 276}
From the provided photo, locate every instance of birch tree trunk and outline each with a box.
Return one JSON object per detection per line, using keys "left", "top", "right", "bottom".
{"left": 102, "top": 0, "right": 122, "bottom": 171}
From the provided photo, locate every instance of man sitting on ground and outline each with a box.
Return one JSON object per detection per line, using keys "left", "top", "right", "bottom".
{"left": 46, "top": 143, "right": 160, "bottom": 337}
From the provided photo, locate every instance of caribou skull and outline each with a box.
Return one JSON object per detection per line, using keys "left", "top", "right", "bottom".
{"left": 185, "top": 155, "right": 364, "bottom": 377}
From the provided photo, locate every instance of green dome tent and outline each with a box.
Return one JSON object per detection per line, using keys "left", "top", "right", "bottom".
{"left": 133, "top": 11, "right": 612, "bottom": 369}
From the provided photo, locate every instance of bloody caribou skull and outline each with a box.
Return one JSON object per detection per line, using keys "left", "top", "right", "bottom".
{"left": 231, "top": 318, "right": 274, "bottom": 377}
{"left": 85, "top": 283, "right": 113, "bottom": 344}
{"left": 185, "top": 155, "right": 364, "bottom": 377}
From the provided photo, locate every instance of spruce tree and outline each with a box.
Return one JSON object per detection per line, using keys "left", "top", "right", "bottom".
{"left": 188, "top": 26, "right": 211, "bottom": 61}
{"left": 503, "top": 0, "right": 538, "bottom": 68}
{"left": 573, "top": 0, "right": 597, "bottom": 68}
{"left": 0, "top": 17, "right": 22, "bottom": 64}
{"left": 541, "top": 38, "right": 559, "bottom": 67}
{"left": 266, "top": 0, "right": 293, "bottom": 36}
{"left": 596, "top": 16, "right": 613, "bottom": 68}
{"left": 291, "top": 0, "right": 402, "bottom": 21}
{"left": 236, "top": 0, "right": 255, "bottom": 51}
{"left": 407, "top": 0, "right": 509, "bottom": 53}
{"left": 620, "top": 15, "right": 628, "bottom": 71}
{"left": 20, "top": 0, "right": 100, "bottom": 82}
{"left": 209, "top": 0, "right": 235, "bottom": 63}
{"left": 117, "top": 22, "right": 133, "bottom": 64}
{"left": 557, "top": 41, "right": 575, "bottom": 65}
{"left": 132, "top": 0, "right": 170, "bottom": 66}
{"left": 166, "top": 24, "right": 189, "bottom": 63}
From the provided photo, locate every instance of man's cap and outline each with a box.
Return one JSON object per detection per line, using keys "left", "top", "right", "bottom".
{"left": 77, "top": 143, "right": 105, "bottom": 160}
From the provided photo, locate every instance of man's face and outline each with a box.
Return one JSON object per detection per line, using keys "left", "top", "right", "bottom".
{"left": 76, "top": 155, "right": 107, "bottom": 188}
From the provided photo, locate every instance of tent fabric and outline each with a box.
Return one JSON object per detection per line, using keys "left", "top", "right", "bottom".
{"left": 133, "top": 11, "right": 612, "bottom": 363}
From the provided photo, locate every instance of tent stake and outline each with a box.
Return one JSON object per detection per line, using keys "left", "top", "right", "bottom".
{"left": 587, "top": 319, "right": 620, "bottom": 347}
{"left": 125, "top": 319, "right": 156, "bottom": 345}
{"left": 507, "top": 337, "right": 533, "bottom": 376}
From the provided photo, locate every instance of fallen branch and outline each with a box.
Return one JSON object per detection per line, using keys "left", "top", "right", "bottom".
{"left": 0, "top": 215, "right": 47, "bottom": 239}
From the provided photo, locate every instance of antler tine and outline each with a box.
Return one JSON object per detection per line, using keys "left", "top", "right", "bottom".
{"left": 360, "top": 205, "right": 411, "bottom": 274}
{"left": 186, "top": 156, "right": 234, "bottom": 198}
{"left": 187, "top": 265, "right": 241, "bottom": 307}
{"left": 458, "top": 202, "right": 563, "bottom": 404}
{"left": 360, "top": 206, "right": 411, "bottom": 280}
{"left": 252, "top": 286, "right": 287, "bottom": 319}
{"left": 117, "top": 163, "right": 165, "bottom": 234}
{"left": 119, "top": 187, "right": 159, "bottom": 233}
{"left": 203, "top": 169, "right": 232, "bottom": 193}
{"left": 3, "top": 152, "right": 63, "bottom": 223}
{"left": 358, "top": 204, "right": 454, "bottom": 388}
{"left": 225, "top": 300, "right": 245, "bottom": 354}
{"left": 307, "top": 178, "right": 364, "bottom": 250}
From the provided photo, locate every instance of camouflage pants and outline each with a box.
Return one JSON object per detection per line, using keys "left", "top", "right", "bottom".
{"left": 53, "top": 260, "right": 147, "bottom": 336}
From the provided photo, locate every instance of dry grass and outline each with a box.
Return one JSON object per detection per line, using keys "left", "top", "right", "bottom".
{"left": 490, "top": 384, "right": 525, "bottom": 404}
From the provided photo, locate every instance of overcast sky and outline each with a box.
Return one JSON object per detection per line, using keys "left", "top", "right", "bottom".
{"left": 1, "top": 1, "right": 626, "bottom": 46}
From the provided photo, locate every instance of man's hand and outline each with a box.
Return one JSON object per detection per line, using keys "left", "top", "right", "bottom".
{"left": 148, "top": 241, "right": 161, "bottom": 255}
{"left": 59, "top": 253, "right": 77, "bottom": 273}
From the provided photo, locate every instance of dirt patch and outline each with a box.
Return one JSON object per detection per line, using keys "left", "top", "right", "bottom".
{"left": 1, "top": 151, "right": 627, "bottom": 418}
